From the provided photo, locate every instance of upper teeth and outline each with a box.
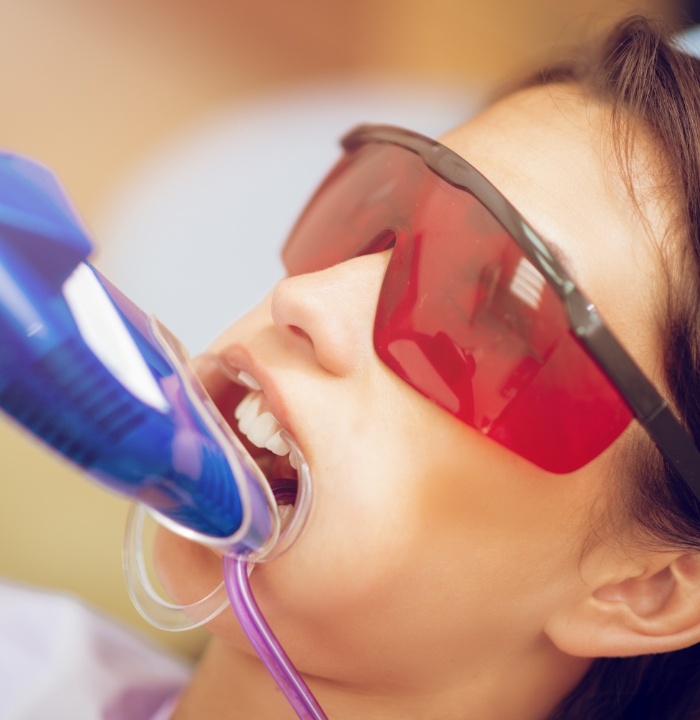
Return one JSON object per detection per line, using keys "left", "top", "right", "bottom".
{"left": 234, "top": 390, "right": 292, "bottom": 460}
{"left": 237, "top": 370, "right": 261, "bottom": 391}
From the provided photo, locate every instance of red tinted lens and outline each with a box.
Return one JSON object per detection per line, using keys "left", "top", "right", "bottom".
{"left": 283, "top": 143, "right": 633, "bottom": 473}
{"left": 282, "top": 144, "right": 426, "bottom": 274}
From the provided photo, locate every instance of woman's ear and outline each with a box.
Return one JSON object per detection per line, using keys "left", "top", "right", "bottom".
{"left": 544, "top": 549, "right": 700, "bottom": 657}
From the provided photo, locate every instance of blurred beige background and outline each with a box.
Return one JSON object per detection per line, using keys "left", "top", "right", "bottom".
{"left": 0, "top": 0, "right": 682, "bottom": 659}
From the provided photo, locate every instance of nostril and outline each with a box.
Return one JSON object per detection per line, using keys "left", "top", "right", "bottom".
{"left": 289, "top": 325, "right": 312, "bottom": 342}
{"left": 283, "top": 324, "right": 316, "bottom": 352}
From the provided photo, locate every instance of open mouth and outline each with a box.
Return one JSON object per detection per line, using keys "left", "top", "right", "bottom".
{"left": 206, "top": 363, "right": 300, "bottom": 508}
{"left": 188, "top": 351, "right": 314, "bottom": 559}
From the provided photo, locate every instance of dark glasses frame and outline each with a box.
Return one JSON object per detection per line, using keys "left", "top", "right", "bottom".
{"left": 343, "top": 124, "right": 700, "bottom": 501}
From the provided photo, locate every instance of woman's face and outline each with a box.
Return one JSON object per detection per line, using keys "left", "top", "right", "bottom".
{"left": 155, "top": 84, "right": 667, "bottom": 691}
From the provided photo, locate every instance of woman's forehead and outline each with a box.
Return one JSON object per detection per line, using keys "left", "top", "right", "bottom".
{"left": 440, "top": 84, "right": 667, "bottom": 382}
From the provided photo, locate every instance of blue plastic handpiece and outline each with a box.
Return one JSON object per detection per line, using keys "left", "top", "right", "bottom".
{"left": 0, "top": 153, "right": 275, "bottom": 554}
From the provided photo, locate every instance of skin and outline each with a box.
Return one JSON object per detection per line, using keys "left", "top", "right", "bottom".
{"left": 158, "top": 84, "right": 700, "bottom": 719}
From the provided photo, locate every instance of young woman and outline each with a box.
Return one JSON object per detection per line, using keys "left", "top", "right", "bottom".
{"left": 151, "top": 15, "right": 700, "bottom": 719}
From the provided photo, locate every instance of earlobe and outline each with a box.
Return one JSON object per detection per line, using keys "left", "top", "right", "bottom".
{"left": 545, "top": 551, "right": 700, "bottom": 658}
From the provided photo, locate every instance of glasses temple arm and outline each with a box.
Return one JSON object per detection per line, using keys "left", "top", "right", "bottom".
{"left": 567, "top": 291, "right": 700, "bottom": 504}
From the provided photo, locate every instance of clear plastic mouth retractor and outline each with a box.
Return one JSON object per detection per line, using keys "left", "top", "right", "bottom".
{"left": 123, "top": 431, "right": 312, "bottom": 631}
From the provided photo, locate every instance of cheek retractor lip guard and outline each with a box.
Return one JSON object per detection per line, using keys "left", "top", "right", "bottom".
{"left": 0, "top": 151, "right": 312, "bottom": 618}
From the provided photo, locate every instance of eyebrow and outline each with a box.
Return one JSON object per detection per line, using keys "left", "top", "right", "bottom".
{"left": 519, "top": 213, "right": 580, "bottom": 288}
{"left": 549, "top": 240, "right": 575, "bottom": 273}
{"left": 539, "top": 232, "right": 580, "bottom": 285}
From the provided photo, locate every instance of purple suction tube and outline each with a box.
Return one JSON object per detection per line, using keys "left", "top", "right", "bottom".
{"left": 222, "top": 558, "right": 328, "bottom": 719}
{"left": 222, "top": 482, "right": 328, "bottom": 720}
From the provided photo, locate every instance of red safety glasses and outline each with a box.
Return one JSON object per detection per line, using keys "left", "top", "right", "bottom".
{"left": 282, "top": 125, "right": 700, "bottom": 495}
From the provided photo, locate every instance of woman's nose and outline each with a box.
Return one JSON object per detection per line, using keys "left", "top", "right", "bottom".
{"left": 270, "top": 251, "right": 391, "bottom": 376}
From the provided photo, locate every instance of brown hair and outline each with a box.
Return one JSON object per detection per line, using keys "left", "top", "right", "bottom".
{"left": 589, "top": 15, "right": 700, "bottom": 551}
{"left": 518, "top": 15, "right": 700, "bottom": 719}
